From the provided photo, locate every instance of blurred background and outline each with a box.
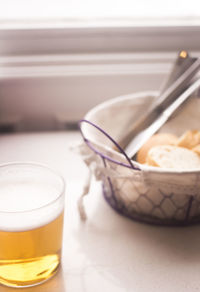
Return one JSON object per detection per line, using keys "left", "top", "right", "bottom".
{"left": 1, "top": 0, "right": 200, "bottom": 132}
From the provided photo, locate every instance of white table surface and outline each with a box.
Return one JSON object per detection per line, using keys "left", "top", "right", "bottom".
{"left": 1, "top": 131, "right": 200, "bottom": 292}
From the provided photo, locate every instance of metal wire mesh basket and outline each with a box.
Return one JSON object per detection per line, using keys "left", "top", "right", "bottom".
{"left": 79, "top": 91, "right": 200, "bottom": 226}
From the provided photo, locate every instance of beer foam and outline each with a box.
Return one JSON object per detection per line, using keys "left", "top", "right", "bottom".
{"left": 0, "top": 181, "right": 64, "bottom": 232}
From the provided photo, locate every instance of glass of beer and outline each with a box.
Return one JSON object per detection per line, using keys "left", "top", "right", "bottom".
{"left": 0, "top": 162, "right": 65, "bottom": 288}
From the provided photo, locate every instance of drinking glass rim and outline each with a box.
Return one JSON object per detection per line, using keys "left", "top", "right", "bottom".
{"left": 0, "top": 161, "right": 65, "bottom": 214}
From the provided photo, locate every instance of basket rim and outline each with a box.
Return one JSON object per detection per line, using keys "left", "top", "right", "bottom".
{"left": 83, "top": 90, "right": 200, "bottom": 175}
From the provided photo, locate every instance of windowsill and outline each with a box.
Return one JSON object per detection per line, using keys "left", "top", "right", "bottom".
{"left": 1, "top": 50, "right": 200, "bottom": 131}
{"left": 1, "top": 23, "right": 200, "bottom": 56}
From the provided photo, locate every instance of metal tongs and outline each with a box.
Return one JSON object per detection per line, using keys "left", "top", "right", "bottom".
{"left": 118, "top": 51, "right": 200, "bottom": 159}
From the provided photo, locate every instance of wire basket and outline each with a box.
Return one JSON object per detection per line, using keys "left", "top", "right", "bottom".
{"left": 79, "top": 91, "right": 200, "bottom": 226}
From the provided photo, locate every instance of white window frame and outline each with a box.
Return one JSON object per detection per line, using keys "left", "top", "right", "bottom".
{"left": 1, "top": 23, "right": 200, "bottom": 131}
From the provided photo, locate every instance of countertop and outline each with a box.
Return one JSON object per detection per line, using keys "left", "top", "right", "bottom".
{"left": 1, "top": 131, "right": 200, "bottom": 292}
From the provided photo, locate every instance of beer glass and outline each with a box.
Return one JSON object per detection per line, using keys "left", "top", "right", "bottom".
{"left": 0, "top": 162, "right": 65, "bottom": 288}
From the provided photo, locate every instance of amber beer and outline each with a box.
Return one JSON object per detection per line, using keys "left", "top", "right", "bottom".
{"left": 0, "top": 212, "right": 64, "bottom": 287}
{"left": 0, "top": 163, "right": 65, "bottom": 288}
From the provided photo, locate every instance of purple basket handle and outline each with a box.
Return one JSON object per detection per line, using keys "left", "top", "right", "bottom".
{"left": 79, "top": 119, "right": 141, "bottom": 171}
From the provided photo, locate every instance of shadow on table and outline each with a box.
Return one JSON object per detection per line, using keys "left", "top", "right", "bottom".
{"left": 0, "top": 267, "right": 66, "bottom": 292}
{"left": 75, "top": 192, "right": 200, "bottom": 290}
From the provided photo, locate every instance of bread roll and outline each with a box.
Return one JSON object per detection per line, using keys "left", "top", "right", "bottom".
{"left": 176, "top": 130, "right": 200, "bottom": 149}
{"left": 192, "top": 144, "right": 200, "bottom": 155}
{"left": 136, "top": 133, "right": 178, "bottom": 164}
{"left": 146, "top": 145, "right": 200, "bottom": 170}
